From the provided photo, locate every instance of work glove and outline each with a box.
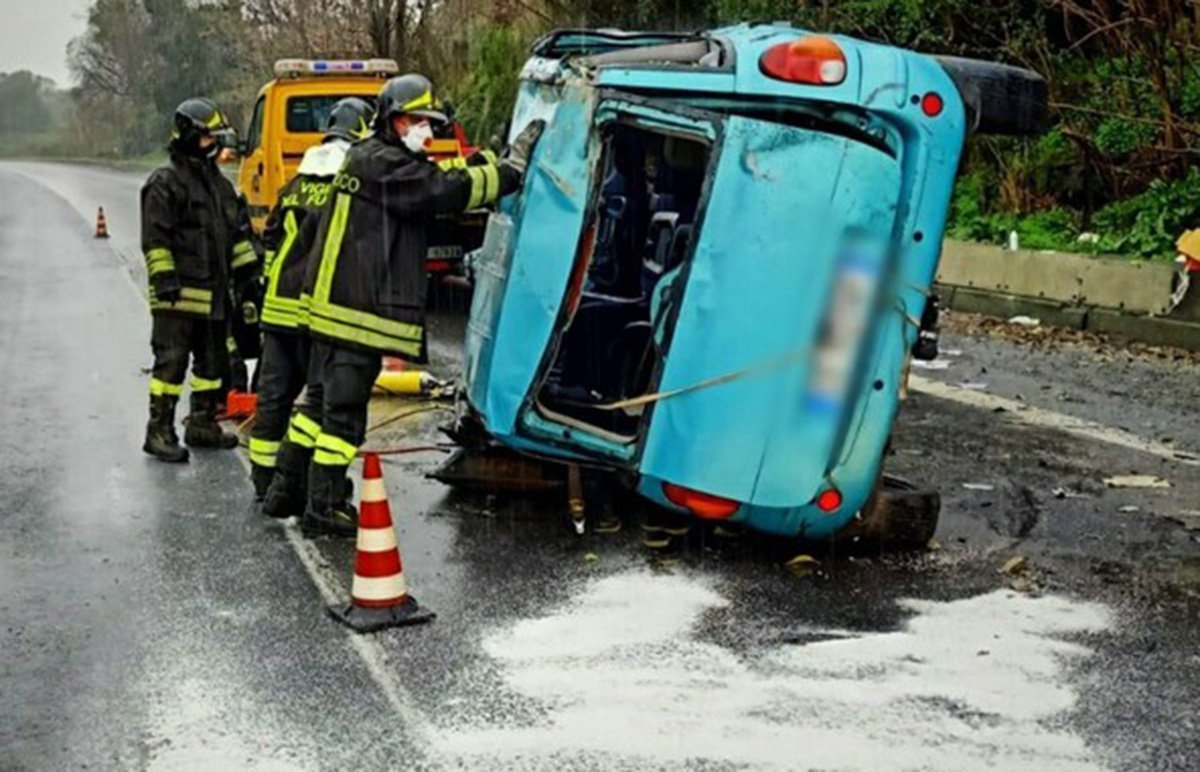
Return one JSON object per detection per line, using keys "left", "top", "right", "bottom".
{"left": 150, "top": 271, "right": 182, "bottom": 305}
{"left": 236, "top": 276, "right": 263, "bottom": 325}
{"left": 466, "top": 149, "right": 499, "bottom": 167}
{"left": 499, "top": 119, "right": 547, "bottom": 195}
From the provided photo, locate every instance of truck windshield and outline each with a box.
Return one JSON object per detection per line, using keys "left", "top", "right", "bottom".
{"left": 285, "top": 95, "right": 367, "bottom": 133}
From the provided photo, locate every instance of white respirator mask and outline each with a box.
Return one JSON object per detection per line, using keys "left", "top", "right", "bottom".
{"left": 402, "top": 121, "right": 434, "bottom": 154}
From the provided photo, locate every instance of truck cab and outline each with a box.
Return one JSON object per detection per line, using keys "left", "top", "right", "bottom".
{"left": 238, "top": 58, "right": 482, "bottom": 275}
{"left": 237, "top": 59, "right": 400, "bottom": 231}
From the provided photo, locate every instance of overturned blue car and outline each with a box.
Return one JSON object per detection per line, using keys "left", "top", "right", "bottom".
{"left": 435, "top": 23, "right": 1046, "bottom": 542}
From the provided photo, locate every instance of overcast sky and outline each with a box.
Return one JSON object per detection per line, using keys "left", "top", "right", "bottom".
{"left": 0, "top": 0, "right": 90, "bottom": 87}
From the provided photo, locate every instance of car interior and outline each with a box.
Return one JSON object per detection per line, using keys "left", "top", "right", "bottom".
{"left": 535, "top": 122, "right": 711, "bottom": 439}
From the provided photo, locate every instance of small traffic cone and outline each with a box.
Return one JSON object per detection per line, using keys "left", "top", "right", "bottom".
{"left": 327, "top": 453, "right": 434, "bottom": 633}
{"left": 94, "top": 207, "right": 110, "bottom": 239}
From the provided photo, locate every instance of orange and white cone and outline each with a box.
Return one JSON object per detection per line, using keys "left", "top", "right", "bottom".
{"left": 327, "top": 452, "right": 435, "bottom": 633}
{"left": 94, "top": 207, "right": 110, "bottom": 239}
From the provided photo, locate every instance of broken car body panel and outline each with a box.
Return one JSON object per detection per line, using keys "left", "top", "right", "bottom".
{"left": 462, "top": 23, "right": 967, "bottom": 538}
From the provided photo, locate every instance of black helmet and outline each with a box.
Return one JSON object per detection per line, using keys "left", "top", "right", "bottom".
{"left": 324, "top": 97, "right": 374, "bottom": 143}
{"left": 171, "top": 98, "right": 234, "bottom": 157}
{"left": 375, "top": 74, "right": 447, "bottom": 130}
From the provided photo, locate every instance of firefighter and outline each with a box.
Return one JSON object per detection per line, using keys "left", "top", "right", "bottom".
{"left": 141, "top": 98, "right": 260, "bottom": 463}
{"left": 290, "top": 73, "right": 543, "bottom": 536}
{"left": 249, "top": 97, "right": 375, "bottom": 503}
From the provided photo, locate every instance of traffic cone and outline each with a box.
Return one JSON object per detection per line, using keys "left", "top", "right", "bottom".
{"left": 327, "top": 453, "right": 435, "bottom": 633}
{"left": 94, "top": 207, "right": 110, "bottom": 239}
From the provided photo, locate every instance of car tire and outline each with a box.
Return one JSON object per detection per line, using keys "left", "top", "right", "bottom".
{"left": 933, "top": 56, "right": 1048, "bottom": 137}
{"left": 833, "top": 474, "right": 940, "bottom": 551}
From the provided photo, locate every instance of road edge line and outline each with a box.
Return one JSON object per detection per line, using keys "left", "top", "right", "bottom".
{"left": 98, "top": 208, "right": 443, "bottom": 763}
{"left": 910, "top": 374, "right": 1199, "bottom": 466}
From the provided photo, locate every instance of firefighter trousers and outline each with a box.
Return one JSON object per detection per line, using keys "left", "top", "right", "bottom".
{"left": 247, "top": 331, "right": 310, "bottom": 469}
{"left": 305, "top": 340, "right": 382, "bottom": 469}
{"left": 149, "top": 314, "right": 229, "bottom": 411}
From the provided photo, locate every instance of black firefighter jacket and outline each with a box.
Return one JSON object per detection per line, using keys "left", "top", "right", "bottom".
{"left": 304, "top": 134, "right": 509, "bottom": 362}
{"left": 141, "top": 150, "right": 257, "bottom": 320}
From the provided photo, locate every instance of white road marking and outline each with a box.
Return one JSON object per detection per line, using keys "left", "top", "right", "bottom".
{"left": 440, "top": 570, "right": 1111, "bottom": 771}
{"left": 234, "top": 452, "right": 444, "bottom": 766}
{"left": 910, "top": 374, "right": 1200, "bottom": 466}
{"left": 94, "top": 201, "right": 445, "bottom": 765}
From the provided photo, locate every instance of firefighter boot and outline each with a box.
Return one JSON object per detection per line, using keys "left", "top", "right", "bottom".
{"left": 250, "top": 463, "right": 275, "bottom": 502}
{"left": 184, "top": 391, "right": 238, "bottom": 449}
{"left": 262, "top": 442, "right": 311, "bottom": 519}
{"left": 301, "top": 462, "right": 359, "bottom": 538}
{"left": 143, "top": 396, "right": 189, "bottom": 463}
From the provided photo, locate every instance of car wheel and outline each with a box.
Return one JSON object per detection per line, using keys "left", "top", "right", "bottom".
{"left": 933, "top": 56, "right": 1048, "bottom": 137}
{"left": 834, "top": 474, "right": 940, "bottom": 551}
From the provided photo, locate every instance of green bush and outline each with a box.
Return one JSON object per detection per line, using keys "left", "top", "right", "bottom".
{"left": 1091, "top": 169, "right": 1200, "bottom": 258}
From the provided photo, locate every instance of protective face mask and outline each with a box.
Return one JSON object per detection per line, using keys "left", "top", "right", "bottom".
{"left": 402, "top": 121, "right": 434, "bottom": 154}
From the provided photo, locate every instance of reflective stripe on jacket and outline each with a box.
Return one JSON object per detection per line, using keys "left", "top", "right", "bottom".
{"left": 260, "top": 141, "right": 348, "bottom": 334}
{"left": 304, "top": 136, "right": 503, "bottom": 361}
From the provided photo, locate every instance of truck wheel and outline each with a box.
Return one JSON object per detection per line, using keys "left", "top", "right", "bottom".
{"left": 834, "top": 474, "right": 940, "bottom": 551}
{"left": 933, "top": 56, "right": 1048, "bottom": 137}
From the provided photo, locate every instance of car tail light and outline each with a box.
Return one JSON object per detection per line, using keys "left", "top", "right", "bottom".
{"left": 921, "top": 92, "right": 944, "bottom": 117}
{"left": 663, "top": 483, "right": 741, "bottom": 520}
{"left": 815, "top": 488, "right": 843, "bottom": 513}
{"left": 760, "top": 36, "right": 847, "bottom": 86}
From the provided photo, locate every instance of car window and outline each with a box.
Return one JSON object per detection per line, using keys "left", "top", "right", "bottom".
{"left": 246, "top": 96, "right": 265, "bottom": 150}
{"left": 286, "top": 95, "right": 372, "bottom": 134}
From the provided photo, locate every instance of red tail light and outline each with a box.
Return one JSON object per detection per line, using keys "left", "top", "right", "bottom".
{"left": 663, "top": 483, "right": 740, "bottom": 520}
{"left": 815, "top": 488, "right": 843, "bottom": 513}
{"left": 760, "top": 36, "right": 847, "bottom": 86}
{"left": 920, "top": 92, "right": 944, "bottom": 117}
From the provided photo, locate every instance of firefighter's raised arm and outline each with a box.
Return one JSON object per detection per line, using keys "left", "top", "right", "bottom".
{"left": 374, "top": 118, "right": 546, "bottom": 218}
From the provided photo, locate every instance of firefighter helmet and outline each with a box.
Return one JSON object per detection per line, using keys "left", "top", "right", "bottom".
{"left": 375, "top": 74, "right": 447, "bottom": 130}
{"left": 171, "top": 98, "right": 234, "bottom": 155}
{"left": 324, "top": 97, "right": 374, "bottom": 143}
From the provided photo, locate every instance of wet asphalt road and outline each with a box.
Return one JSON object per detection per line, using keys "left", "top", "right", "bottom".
{"left": 2, "top": 161, "right": 1199, "bottom": 771}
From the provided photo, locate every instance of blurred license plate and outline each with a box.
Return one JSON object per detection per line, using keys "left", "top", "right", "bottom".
{"left": 427, "top": 245, "right": 464, "bottom": 260}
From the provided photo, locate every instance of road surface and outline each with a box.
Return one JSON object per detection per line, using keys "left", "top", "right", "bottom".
{"left": 1, "top": 161, "right": 1198, "bottom": 771}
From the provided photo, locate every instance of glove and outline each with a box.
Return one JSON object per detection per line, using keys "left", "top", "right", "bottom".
{"left": 498, "top": 120, "right": 547, "bottom": 195}
{"left": 151, "top": 271, "right": 182, "bottom": 304}
{"left": 502, "top": 120, "right": 546, "bottom": 176}
{"left": 236, "top": 277, "right": 263, "bottom": 325}
{"left": 466, "top": 149, "right": 499, "bottom": 167}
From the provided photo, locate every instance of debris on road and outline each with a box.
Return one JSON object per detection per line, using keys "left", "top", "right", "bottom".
{"left": 943, "top": 310, "right": 1200, "bottom": 365}
{"left": 999, "top": 555, "right": 1041, "bottom": 594}
{"left": 1104, "top": 475, "right": 1172, "bottom": 489}
{"left": 785, "top": 554, "right": 821, "bottom": 579}
{"left": 1052, "top": 487, "right": 1091, "bottom": 499}
{"left": 963, "top": 482, "right": 996, "bottom": 492}
{"left": 1167, "top": 511, "right": 1200, "bottom": 531}
{"left": 912, "top": 359, "right": 952, "bottom": 370}
{"left": 1118, "top": 505, "right": 1142, "bottom": 514}
{"left": 1007, "top": 315, "right": 1041, "bottom": 327}
{"left": 1001, "top": 556, "right": 1029, "bottom": 576}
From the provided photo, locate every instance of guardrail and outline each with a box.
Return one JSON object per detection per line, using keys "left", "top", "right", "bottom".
{"left": 935, "top": 240, "right": 1200, "bottom": 350}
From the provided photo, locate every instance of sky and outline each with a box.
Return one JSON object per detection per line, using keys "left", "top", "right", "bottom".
{"left": 0, "top": 0, "right": 90, "bottom": 88}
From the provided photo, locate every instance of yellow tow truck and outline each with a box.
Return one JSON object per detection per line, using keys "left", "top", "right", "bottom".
{"left": 237, "top": 58, "right": 399, "bottom": 231}
{"left": 236, "top": 58, "right": 483, "bottom": 277}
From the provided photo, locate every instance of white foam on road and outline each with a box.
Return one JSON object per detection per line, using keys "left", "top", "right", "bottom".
{"left": 910, "top": 374, "right": 1199, "bottom": 467}
{"left": 439, "top": 571, "right": 1111, "bottom": 771}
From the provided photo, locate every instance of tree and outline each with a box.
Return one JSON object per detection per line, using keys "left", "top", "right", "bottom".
{"left": 0, "top": 71, "right": 56, "bottom": 135}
